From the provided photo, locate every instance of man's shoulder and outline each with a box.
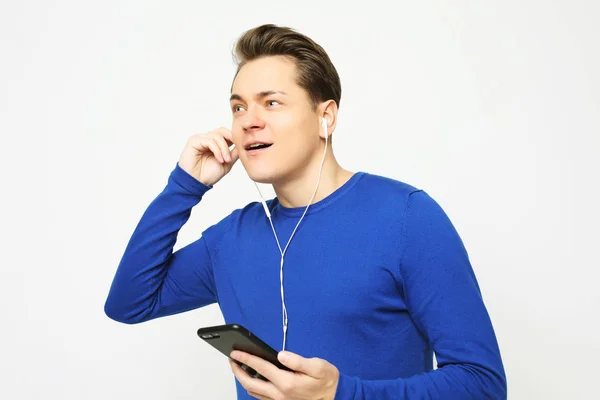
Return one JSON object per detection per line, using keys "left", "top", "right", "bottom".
{"left": 199, "top": 200, "right": 265, "bottom": 248}
{"left": 343, "top": 171, "right": 425, "bottom": 224}
{"left": 358, "top": 171, "right": 422, "bottom": 198}
{"left": 213, "top": 200, "right": 265, "bottom": 226}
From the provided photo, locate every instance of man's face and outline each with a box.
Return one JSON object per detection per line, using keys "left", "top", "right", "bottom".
{"left": 230, "top": 56, "right": 321, "bottom": 184}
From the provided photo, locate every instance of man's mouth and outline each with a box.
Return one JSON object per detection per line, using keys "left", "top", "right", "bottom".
{"left": 245, "top": 143, "right": 273, "bottom": 155}
{"left": 246, "top": 143, "right": 273, "bottom": 151}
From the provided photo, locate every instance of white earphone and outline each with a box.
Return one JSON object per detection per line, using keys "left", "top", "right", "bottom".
{"left": 253, "top": 117, "right": 329, "bottom": 350}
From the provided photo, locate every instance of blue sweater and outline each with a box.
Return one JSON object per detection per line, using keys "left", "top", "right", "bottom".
{"left": 105, "top": 163, "right": 507, "bottom": 399}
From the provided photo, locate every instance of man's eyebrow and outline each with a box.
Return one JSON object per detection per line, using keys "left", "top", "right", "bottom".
{"left": 229, "top": 90, "right": 288, "bottom": 102}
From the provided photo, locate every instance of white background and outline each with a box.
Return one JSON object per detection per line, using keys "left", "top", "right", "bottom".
{"left": 1, "top": 1, "right": 599, "bottom": 399}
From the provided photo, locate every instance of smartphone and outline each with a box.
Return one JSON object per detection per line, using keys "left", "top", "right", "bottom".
{"left": 197, "top": 323, "right": 293, "bottom": 381}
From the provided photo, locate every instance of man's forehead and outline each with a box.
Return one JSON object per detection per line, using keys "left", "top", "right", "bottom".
{"left": 232, "top": 57, "right": 298, "bottom": 94}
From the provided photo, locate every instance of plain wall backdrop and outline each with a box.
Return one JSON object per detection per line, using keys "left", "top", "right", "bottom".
{"left": 1, "top": 0, "right": 598, "bottom": 399}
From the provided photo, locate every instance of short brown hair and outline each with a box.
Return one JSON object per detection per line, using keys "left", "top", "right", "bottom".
{"left": 231, "top": 24, "right": 342, "bottom": 111}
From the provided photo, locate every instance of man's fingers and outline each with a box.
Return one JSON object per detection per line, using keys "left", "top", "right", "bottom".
{"left": 205, "top": 138, "right": 225, "bottom": 163}
{"left": 278, "top": 351, "right": 326, "bottom": 379}
{"left": 229, "top": 359, "right": 275, "bottom": 399}
{"left": 189, "top": 136, "right": 224, "bottom": 163}
{"left": 247, "top": 391, "right": 273, "bottom": 400}
{"left": 214, "top": 127, "right": 235, "bottom": 147}
{"left": 231, "top": 351, "right": 279, "bottom": 378}
{"left": 229, "top": 145, "right": 239, "bottom": 163}
{"left": 218, "top": 127, "right": 234, "bottom": 142}
{"left": 219, "top": 138, "right": 232, "bottom": 163}
{"left": 210, "top": 133, "right": 232, "bottom": 162}
{"left": 230, "top": 351, "right": 292, "bottom": 387}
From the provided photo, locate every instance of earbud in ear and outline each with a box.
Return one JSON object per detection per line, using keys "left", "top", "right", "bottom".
{"left": 322, "top": 118, "right": 328, "bottom": 137}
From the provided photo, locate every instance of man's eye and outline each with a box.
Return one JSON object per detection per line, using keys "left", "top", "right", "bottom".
{"left": 233, "top": 105, "right": 245, "bottom": 112}
{"left": 267, "top": 100, "right": 280, "bottom": 107}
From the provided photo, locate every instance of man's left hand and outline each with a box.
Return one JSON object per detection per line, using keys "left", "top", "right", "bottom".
{"left": 229, "top": 349, "right": 340, "bottom": 400}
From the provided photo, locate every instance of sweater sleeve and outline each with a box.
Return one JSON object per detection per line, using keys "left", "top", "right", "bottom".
{"left": 104, "top": 163, "right": 223, "bottom": 324}
{"left": 334, "top": 190, "right": 507, "bottom": 399}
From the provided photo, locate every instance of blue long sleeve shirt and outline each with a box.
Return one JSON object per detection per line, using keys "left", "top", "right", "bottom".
{"left": 105, "top": 163, "right": 507, "bottom": 399}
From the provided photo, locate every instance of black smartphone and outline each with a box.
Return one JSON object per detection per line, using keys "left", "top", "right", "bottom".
{"left": 197, "top": 323, "right": 293, "bottom": 381}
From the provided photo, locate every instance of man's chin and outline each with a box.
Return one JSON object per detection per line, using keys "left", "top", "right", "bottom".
{"left": 244, "top": 167, "right": 278, "bottom": 184}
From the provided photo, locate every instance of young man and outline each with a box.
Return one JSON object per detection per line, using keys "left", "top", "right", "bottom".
{"left": 105, "top": 24, "right": 507, "bottom": 399}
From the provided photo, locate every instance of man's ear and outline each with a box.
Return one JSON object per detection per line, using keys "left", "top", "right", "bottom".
{"left": 320, "top": 100, "right": 338, "bottom": 140}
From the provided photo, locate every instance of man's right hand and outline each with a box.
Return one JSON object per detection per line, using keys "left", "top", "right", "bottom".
{"left": 178, "top": 127, "right": 239, "bottom": 187}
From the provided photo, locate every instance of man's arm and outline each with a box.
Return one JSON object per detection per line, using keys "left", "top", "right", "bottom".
{"left": 334, "top": 190, "right": 507, "bottom": 399}
{"left": 104, "top": 163, "right": 225, "bottom": 324}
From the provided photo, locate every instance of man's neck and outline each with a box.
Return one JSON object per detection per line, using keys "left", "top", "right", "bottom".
{"left": 273, "top": 156, "right": 354, "bottom": 209}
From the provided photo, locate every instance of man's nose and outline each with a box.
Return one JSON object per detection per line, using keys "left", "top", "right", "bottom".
{"left": 241, "top": 107, "right": 266, "bottom": 132}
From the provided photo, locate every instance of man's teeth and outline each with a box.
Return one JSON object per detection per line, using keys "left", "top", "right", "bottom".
{"left": 249, "top": 143, "right": 269, "bottom": 149}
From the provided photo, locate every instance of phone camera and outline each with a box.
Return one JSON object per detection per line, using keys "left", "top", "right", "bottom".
{"left": 201, "top": 333, "right": 220, "bottom": 339}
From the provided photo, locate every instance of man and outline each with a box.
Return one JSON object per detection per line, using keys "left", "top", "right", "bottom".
{"left": 105, "top": 24, "right": 507, "bottom": 399}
